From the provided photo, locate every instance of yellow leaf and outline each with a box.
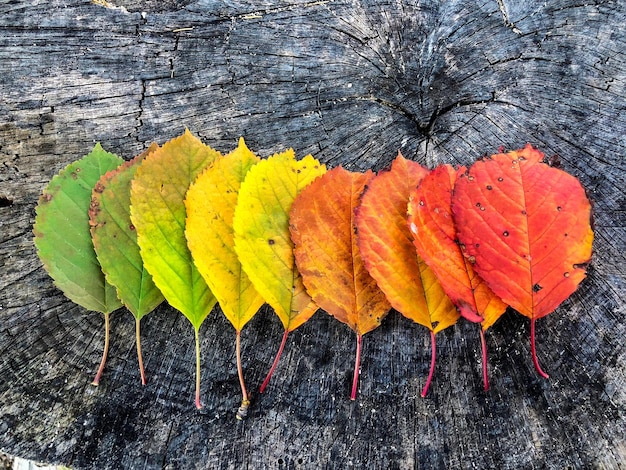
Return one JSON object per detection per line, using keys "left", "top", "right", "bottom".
{"left": 233, "top": 150, "right": 326, "bottom": 332}
{"left": 186, "top": 137, "right": 264, "bottom": 332}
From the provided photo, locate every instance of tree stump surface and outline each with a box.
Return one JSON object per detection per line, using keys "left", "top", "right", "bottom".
{"left": 1, "top": 1, "right": 624, "bottom": 468}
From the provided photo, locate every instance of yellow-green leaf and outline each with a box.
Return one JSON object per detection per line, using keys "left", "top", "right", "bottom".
{"left": 130, "top": 130, "right": 219, "bottom": 329}
{"left": 130, "top": 129, "right": 220, "bottom": 408}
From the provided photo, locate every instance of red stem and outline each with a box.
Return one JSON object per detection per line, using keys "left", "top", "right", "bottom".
{"left": 136, "top": 317, "right": 146, "bottom": 386}
{"left": 531, "top": 318, "right": 549, "bottom": 379}
{"left": 351, "top": 333, "right": 362, "bottom": 401}
{"left": 259, "top": 329, "right": 289, "bottom": 393}
{"left": 236, "top": 330, "right": 250, "bottom": 420}
{"left": 91, "top": 312, "right": 110, "bottom": 386}
{"left": 480, "top": 327, "right": 489, "bottom": 391}
{"left": 195, "top": 327, "right": 202, "bottom": 409}
{"left": 421, "top": 330, "right": 436, "bottom": 397}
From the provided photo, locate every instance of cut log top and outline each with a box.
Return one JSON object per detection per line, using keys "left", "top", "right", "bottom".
{"left": 0, "top": 0, "right": 624, "bottom": 468}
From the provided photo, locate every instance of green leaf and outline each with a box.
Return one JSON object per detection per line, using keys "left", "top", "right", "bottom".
{"left": 33, "top": 143, "right": 124, "bottom": 313}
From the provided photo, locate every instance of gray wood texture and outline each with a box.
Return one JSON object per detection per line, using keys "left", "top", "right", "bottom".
{"left": 1, "top": 0, "right": 624, "bottom": 468}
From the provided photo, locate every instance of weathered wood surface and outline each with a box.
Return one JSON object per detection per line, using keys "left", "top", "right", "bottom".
{"left": 1, "top": 0, "right": 624, "bottom": 468}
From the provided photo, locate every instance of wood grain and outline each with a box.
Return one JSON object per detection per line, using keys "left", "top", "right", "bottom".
{"left": 1, "top": 0, "right": 624, "bottom": 468}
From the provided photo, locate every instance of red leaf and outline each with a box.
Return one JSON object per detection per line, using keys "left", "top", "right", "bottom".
{"left": 407, "top": 164, "right": 508, "bottom": 390}
{"left": 452, "top": 144, "right": 594, "bottom": 377}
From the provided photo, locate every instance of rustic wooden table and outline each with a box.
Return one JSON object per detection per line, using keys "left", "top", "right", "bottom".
{"left": 1, "top": 1, "right": 624, "bottom": 468}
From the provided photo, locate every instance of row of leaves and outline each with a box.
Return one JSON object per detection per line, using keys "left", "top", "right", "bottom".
{"left": 33, "top": 130, "right": 593, "bottom": 418}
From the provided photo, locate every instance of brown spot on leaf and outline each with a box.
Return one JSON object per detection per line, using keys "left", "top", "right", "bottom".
{"left": 503, "top": 231, "right": 509, "bottom": 237}
{"left": 532, "top": 283, "right": 543, "bottom": 292}
{"left": 268, "top": 239, "right": 275, "bottom": 245}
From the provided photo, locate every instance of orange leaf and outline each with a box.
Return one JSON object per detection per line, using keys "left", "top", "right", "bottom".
{"left": 290, "top": 166, "right": 391, "bottom": 399}
{"left": 355, "top": 154, "right": 459, "bottom": 396}
{"left": 452, "top": 144, "right": 593, "bottom": 378}
{"left": 407, "top": 164, "right": 507, "bottom": 390}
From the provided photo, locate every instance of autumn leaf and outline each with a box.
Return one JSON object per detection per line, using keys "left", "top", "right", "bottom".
{"left": 407, "top": 164, "right": 507, "bottom": 390}
{"left": 90, "top": 143, "right": 164, "bottom": 385}
{"left": 233, "top": 149, "right": 326, "bottom": 393}
{"left": 291, "top": 166, "right": 391, "bottom": 400}
{"left": 185, "top": 137, "right": 264, "bottom": 418}
{"left": 355, "top": 154, "right": 459, "bottom": 396}
{"left": 130, "top": 129, "right": 220, "bottom": 408}
{"left": 452, "top": 144, "right": 594, "bottom": 378}
{"left": 33, "top": 143, "right": 124, "bottom": 385}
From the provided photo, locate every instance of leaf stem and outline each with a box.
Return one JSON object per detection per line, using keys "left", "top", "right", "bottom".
{"left": 259, "top": 329, "right": 289, "bottom": 393}
{"left": 91, "top": 311, "right": 111, "bottom": 386}
{"left": 195, "top": 327, "right": 202, "bottom": 409}
{"left": 480, "top": 327, "right": 489, "bottom": 391}
{"left": 136, "top": 317, "right": 146, "bottom": 386}
{"left": 351, "top": 333, "right": 363, "bottom": 400}
{"left": 421, "top": 330, "right": 436, "bottom": 397}
{"left": 530, "top": 318, "right": 549, "bottom": 379}
{"left": 236, "top": 330, "right": 250, "bottom": 420}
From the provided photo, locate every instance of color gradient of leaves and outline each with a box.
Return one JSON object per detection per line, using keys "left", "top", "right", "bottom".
{"left": 185, "top": 137, "right": 263, "bottom": 418}
{"left": 291, "top": 166, "right": 391, "bottom": 399}
{"left": 407, "top": 164, "right": 507, "bottom": 390}
{"left": 452, "top": 144, "right": 594, "bottom": 377}
{"left": 90, "top": 143, "right": 164, "bottom": 385}
{"left": 33, "top": 143, "right": 124, "bottom": 385}
{"left": 355, "top": 155, "right": 459, "bottom": 396}
{"left": 130, "top": 129, "right": 221, "bottom": 407}
{"left": 233, "top": 149, "right": 326, "bottom": 392}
